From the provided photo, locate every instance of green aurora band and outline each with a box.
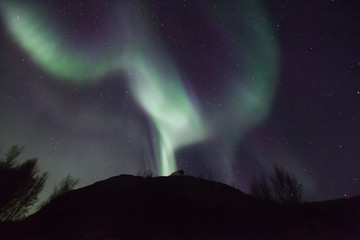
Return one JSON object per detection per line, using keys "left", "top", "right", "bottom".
{"left": 210, "top": 1, "right": 279, "bottom": 181}
{"left": 1, "top": 3, "right": 124, "bottom": 82}
{"left": 123, "top": 44, "right": 207, "bottom": 175}
{"left": 1, "top": 1, "right": 278, "bottom": 178}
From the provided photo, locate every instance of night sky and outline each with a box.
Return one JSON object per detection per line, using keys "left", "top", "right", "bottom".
{"left": 0, "top": 0, "right": 359, "bottom": 203}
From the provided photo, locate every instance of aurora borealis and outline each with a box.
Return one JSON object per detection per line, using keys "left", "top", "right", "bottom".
{"left": 1, "top": 1, "right": 359, "bottom": 202}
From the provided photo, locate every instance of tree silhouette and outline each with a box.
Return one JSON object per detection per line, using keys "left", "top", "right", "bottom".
{"left": 270, "top": 165, "right": 304, "bottom": 203}
{"left": 249, "top": 175, "right": 273, "bottom": 201}
{"left": 249, "top": 164, "right": 304, "bottom": 204}
{"left": 38, "top": 174, "right": 79, "bottom": 210}
{"left": 0, "top": 145, "right": 48, "bottom": 221}
{"left": 137, "top": 169, "right": 154, "bottom": 178}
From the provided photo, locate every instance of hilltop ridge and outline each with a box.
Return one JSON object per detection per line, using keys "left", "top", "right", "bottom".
{"left": 2, "top": 174, "right": 360, "bottom": 239}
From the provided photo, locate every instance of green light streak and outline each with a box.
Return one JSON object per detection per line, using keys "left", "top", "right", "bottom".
{"left": 1, "top": 1, "right": 279, "bottom": 178}
{"left": 1, "top": 3, "right": 121, "bottom": 83}
{"left": 1, "top": 2, "right": 208, "bottom": 176}
{"left": 212, "top": 1, "right": 279, "bottom": 130}
{"left": 124, "top": 45, "right": 207, "bottom": 175}
{"left": 209, "top": 1, "right": 279, "bottom": 180}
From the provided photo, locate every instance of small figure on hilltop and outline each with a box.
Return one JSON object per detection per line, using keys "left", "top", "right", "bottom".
{"left": 169, "top": 170, "right": 184, "bottom": 176}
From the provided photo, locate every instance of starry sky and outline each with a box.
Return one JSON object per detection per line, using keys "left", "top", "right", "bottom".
{"left": 0, "top": 0, "right": 359, "bottom": 202}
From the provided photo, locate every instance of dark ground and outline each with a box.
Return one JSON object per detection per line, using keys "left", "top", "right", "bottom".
{"left": 1, "top": 175, "right": 360, "bottom": 239}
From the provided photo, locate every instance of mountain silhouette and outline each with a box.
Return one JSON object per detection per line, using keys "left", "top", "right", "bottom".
{"left": 2, "top": 174, "right": 360, "bottom": 239}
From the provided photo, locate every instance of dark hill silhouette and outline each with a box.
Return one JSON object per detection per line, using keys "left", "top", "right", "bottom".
{"left": 2, "top": 175, "right": 360, "bottom": 239}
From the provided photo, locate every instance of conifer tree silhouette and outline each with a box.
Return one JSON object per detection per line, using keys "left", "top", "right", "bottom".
{"left": 0, "top": 145, "right": 47, "bottom": 221}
